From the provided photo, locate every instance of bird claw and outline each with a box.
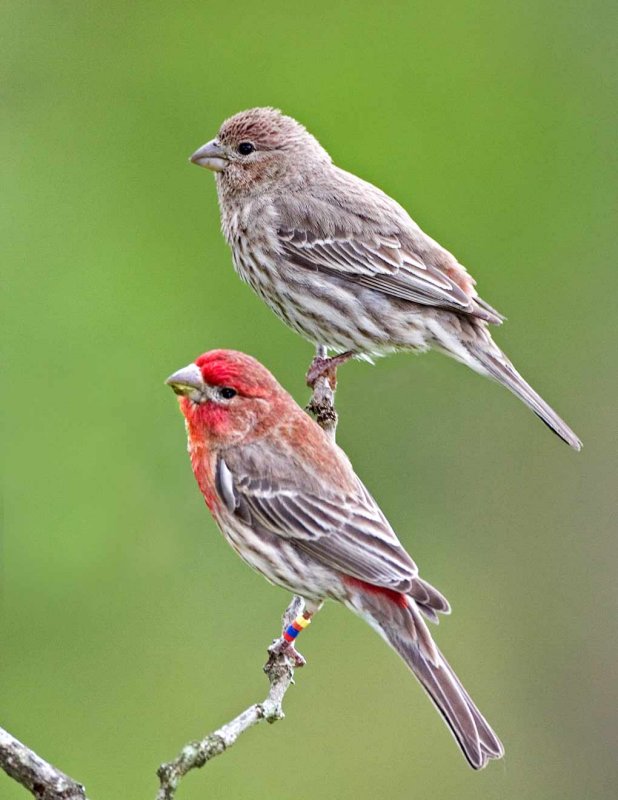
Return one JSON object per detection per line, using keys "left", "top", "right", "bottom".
{"left": 306, "top": 351, "right": 354, "bottom": 389}
{"left": 268, "top": 636, "right": 307, "bottom": 668}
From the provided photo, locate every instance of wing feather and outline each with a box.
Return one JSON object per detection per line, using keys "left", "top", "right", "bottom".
{"left": 277, "top": 225, "right": 503, "bottom": 323}
{"left": 216, "top": 447, "right": 418, "bottom": 591}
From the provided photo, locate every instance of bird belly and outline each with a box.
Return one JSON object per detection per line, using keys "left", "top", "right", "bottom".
{"left": 217, "top": 512, "right": 340, "bottom": 603}
{"left": 231, "top": 242, "right": 433, "bottom": 356}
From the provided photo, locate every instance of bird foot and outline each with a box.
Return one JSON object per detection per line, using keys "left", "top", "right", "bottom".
{"left": 268, "top": 637, "right": 307, "bottom": 668}
{"left": 306, "top": 351, "right": 354, "bottom": 390}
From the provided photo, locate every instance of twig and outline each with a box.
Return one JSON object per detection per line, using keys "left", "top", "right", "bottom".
{"left": 0, "top": 726, "right": 88, "bottom": 800}
{"left": 305, "top": 345, "right": 339, "bottom": 440}
{"left": 306, "top": 374, "right": 338, "bottom": 439}
{"left": 155, "top": 595, "right": 304, "bottom": 800}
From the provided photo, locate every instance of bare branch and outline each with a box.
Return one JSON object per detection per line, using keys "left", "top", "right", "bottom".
{"left": 306, "top": 346, "right": 339, "bottom": 440}
{"left": 0, "top": 727, "right": 88, "bottom": 800}
{"left": 155, "top": 595, "right": 304, "bottom": 800}
{"left": 306, "top": 373, "right": 338, "bottom": 439}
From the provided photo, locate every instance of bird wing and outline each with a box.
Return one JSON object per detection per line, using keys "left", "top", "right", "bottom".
{"left": 216, "top": 444, "right": 418, "bottom": 592}
{"left": 276, "top": 223, "right": 503, "bottom": 324}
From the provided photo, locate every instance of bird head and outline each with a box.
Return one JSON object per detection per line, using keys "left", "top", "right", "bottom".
{"left": 189, "top": 107, "right": 331, "bottom": 194}
{"left": 166, "top": 349, "right": 286, "bottom": 445}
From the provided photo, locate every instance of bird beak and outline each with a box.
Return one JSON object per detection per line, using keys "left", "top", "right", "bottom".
{"left": 190, "top": 139, "right": 228, "bottom": 172}
{"left": 165, "top": 363, "right": 206, "bottom": 400}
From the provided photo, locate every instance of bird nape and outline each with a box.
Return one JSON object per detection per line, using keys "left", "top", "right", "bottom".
{"left": 190, "top": 106, "right": 581, "bottom": 451}
{"left": 166, "top": 349, "right": 504, "bottom": 769}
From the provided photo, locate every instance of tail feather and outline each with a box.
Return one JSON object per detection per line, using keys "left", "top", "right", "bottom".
{"left": 403, "top": 641, "right": 502, "bottom": 768}
{"left": 438, "top": 655, "right": 505, "bottom": 759}
{"left": 409, "top": 576, "right": 451, "bottom": 624}
{"left": 466, "top": 341, "right": 582, "bottom": 451}
{"left": 348, "top": 587, "right": 504, "bottom": 769}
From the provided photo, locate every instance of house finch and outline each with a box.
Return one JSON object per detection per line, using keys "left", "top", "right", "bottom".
{"left": 190, "top": 107, "right": 581, "bottom": 450}
{"left": 166, "top": 349, "right": 504, "bottom": 769}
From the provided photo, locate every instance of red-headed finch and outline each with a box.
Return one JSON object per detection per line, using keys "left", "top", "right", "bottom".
{"left": 190, "top": 107, "right": 581, "bottom": 450}
{"left": 166, "top": 349, "right": 504, "bottom": 769}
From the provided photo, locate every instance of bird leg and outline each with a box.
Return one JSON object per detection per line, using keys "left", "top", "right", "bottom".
{"left": 267, "top": 596, "right": 322, "bottom": 668}
{"left": 268, "top": 610, "right": 313, "bottom": 668}
{"left": 306, "top": 350, "right": 354, "bottom": 390}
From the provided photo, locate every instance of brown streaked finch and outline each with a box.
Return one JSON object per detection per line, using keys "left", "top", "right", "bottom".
{"left": 166, "top": 349, "right": 504, "bottom": 769}
{"left": 190, "top": 107, "right": 581, "bottom": 450}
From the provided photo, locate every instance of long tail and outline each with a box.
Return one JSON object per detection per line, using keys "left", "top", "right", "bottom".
{"left": 466, "top": 340, "right": 581, "bottom": 450}
{"left": 346, "top": 582, "right": 504, "bottom": 769}
{"left": 429, "top": 317, "right": 582, "bottom": 450}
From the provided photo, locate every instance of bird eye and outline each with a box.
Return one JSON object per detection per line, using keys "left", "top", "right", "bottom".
{"left": 237, "top": 142, "right": 255, "bottom": 156}
{"left": 219, "top": 387, "right": 237, "bottom": 400}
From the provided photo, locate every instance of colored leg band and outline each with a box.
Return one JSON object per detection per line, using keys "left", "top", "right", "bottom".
{"left": 282, "top": 614, "right": 311, "bottom": 643}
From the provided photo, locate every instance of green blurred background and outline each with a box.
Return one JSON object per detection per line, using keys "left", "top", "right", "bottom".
{"left": 2, "top": 2, "right": 617, "bottom": 798}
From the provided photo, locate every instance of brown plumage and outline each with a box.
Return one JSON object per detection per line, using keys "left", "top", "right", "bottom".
{"left": 167, "top": 350, "right": 505, "bottom": 768}
{"left": 191, "top": 107, "right": 581, "bottom": 450}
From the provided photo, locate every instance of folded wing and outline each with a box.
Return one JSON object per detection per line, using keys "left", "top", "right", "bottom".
{"left": 277, "top": 225, "right": 504, "bottom": 324}
{"left": 217, "top": 442, "right": 418, "bottom": 592}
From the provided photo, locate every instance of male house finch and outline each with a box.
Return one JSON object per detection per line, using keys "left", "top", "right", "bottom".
{"left": 166, "top": 349, "right": 504, "bottom": 769}
{"left": 190, "top": 107, "right": 581, "bottom": 450}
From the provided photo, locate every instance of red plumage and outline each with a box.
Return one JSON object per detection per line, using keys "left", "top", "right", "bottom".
{"left": 167, "top": 350, "right": 504, "bottom": 768}
{"left": 343, "top": 576, "right": 409, "bottom": 609}
{"left": 195, "top": 350, "right": 271, "bottom": 399}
